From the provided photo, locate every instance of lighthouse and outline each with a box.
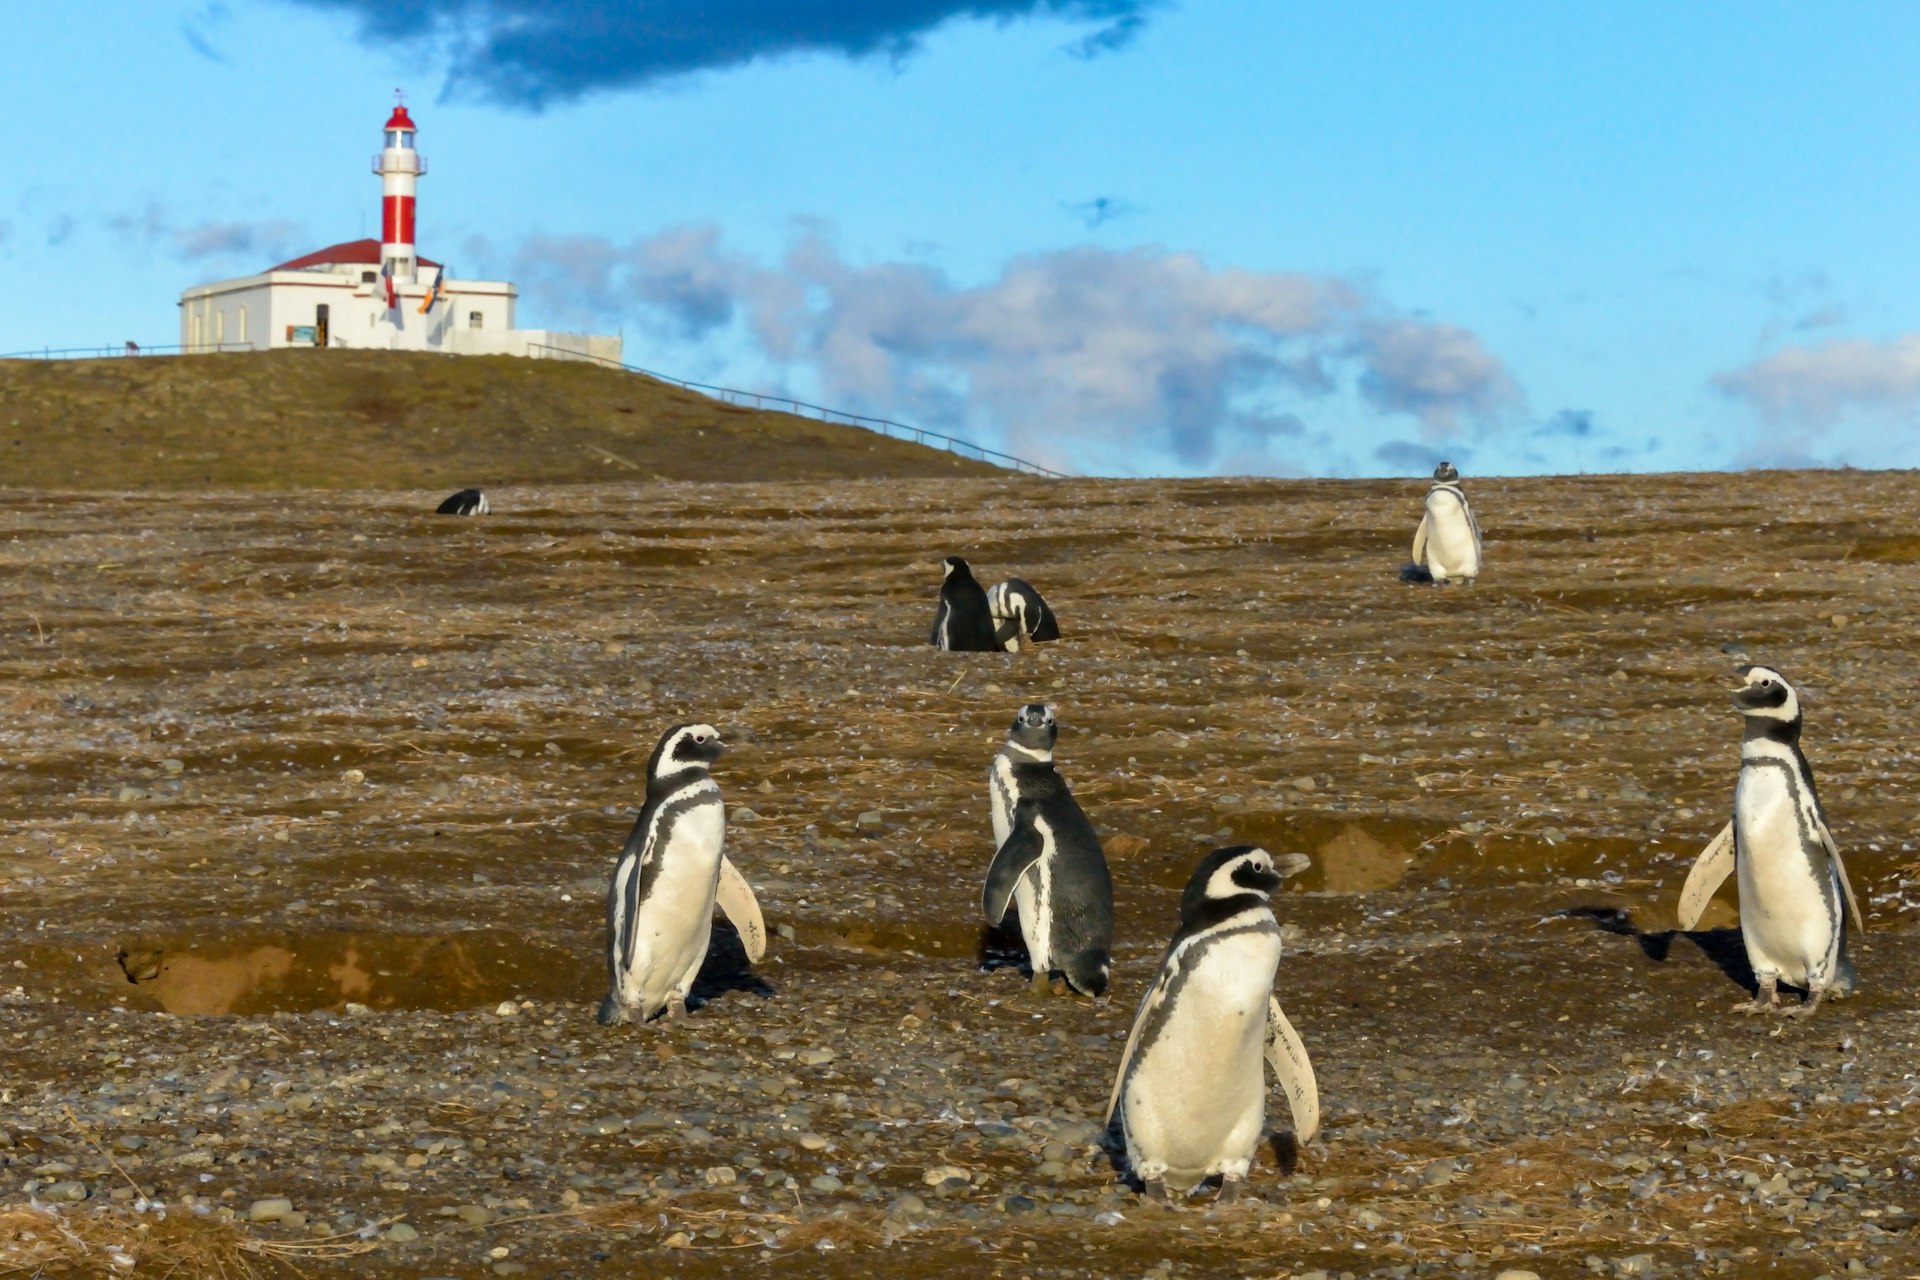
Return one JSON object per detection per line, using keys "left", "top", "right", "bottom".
{"left": 374, "top": 102, "right": 425, "bottom": 287}
{"left": 178, "top": 98, "right": 619, "bottom": 362}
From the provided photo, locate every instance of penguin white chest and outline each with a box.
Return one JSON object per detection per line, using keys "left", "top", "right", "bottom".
{"left": 622, "top": 798, "right": 726, "bottom": 1012}
{"left": 1734, "top": 763, "right": 1835, "bottom": 988}
{"left": 989, "top": 757, "right": 1018, "bottom": 850}
{"left": 1423, "top": 491, "right": 1480, "bottom": 581}
{"left": 1122, "top": 929, "right": 1281, "bottom": 1190}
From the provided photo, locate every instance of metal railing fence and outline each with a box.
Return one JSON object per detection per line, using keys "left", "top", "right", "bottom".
{"left": 527, "top": 343, "right": 1064, "bottom": 478}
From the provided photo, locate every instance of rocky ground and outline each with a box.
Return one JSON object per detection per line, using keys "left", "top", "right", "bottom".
{"left": 2, "top": 471, "right": 1918, "bottom": 1279}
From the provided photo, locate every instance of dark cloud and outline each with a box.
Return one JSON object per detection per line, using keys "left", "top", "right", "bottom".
{"left": 287, "top": 0, "right": 1164, "bottom": 109}
{"left": 181, "top": 3, "right": 231, "bottom": 64}
{"left": 510, "top": 223, "right": 1519, "bottom": 472}
{"left": 1535, "top": 408, "right": 1595, "bottom": 438}
{"left": 1064, "top": 196, "right": 1138, "bottom": 229}
{"left": 46, "top": 215, "right": 76, "bottom": 247}
{"left": 172, "top": 218, "right": 306, "bottom": 262}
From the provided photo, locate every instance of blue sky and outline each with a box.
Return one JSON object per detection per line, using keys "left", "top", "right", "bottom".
{"left": 5, "top": 2, "right": 1920, "bottom": 478}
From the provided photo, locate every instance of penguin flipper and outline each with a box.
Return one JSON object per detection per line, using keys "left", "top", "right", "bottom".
{"left": 982, "top": 813, "right": 1046, "bottom": 926}
{"left": 1411, "top": 513, "right": 1430, "bottom": 566}
{"left": 1816, "top": 818, "right": 1867, "bottom": 934}
{"left": 1676, "top": 820, "right": 1736, "bottom": 931}
{"left": 1103, "top": 976, "right": 1165, "bottom": 1129}
{"left": 1265, "top": 994, "right": 1320, "bottom": 1146}
{"left": 716, "top": 854, "right": 767, "bottom": 962}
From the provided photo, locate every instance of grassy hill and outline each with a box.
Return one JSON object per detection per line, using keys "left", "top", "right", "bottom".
{"left": 0, "top": 349, "right": 1007, "bottom": 489}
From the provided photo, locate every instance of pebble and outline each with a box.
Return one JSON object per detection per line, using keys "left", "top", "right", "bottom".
{"left": 810, "top": 1175, "right": 844, "bottom": 1193}
{"left": 922, "top": 1164, "right": 971, "bottom": 1188}
{"left": 855, "top": 810, "right": 885, "bottom": 830}
{"left": 41, "top": 1181, "right": 89, "bottom": 1203}
{"left": 704, "top": 1165, "right": 737, "bottom": 1186}
{"left": 386, "top": 1223, "right": 419, "bottom": 1242}
{"left": 798, "top": 1133, "right": 830, "bottom": 1150}
{"left": 247, "top": 1197, "right": 294, "bottom": 1223}
{"left": 455, "top": 1204, "right": 493, "bottom": 1226}
{"left": 796, "top": 1047, "right": 835, "bottom": 1066}
{"left": 1495, "top": 1271, "right": 1544, "bottom": 1280}
{"left": 1289, "top": 775, "right": 1317, "bottom": 792}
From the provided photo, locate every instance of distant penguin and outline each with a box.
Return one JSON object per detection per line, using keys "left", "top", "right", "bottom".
{"left": 597, "top": 723, "right": 766, "bottom": 1026}
{"left": 986, "top": 578, "right": 1062, "bottom": 652}
{"left": 982, "top": 704, "right": 1112, "bottom": 996}
{"left": 1709, "top": 665, "right": 1864, "bottom": 1017}
{"left": 436, "top": 488, "right": 489, "bottom": 516}
{"left": 930, "top": 556, "right": 999, "bottom": 652}
{"left": 1405, "top": 461, "right": 1480, "bottom": 584}
{"left": 1106, "top": 845, "right": 1320, "bottom": 1203}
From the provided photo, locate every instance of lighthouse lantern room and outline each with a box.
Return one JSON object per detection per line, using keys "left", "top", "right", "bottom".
{"left": 178, "top": 99, "right": 620, "bottom": 363}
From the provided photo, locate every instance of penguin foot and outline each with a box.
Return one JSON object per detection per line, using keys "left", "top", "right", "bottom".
{"left": 1028, "top": 969, "right": 1053, "bottom": 997}
{"left": 595, "top": 996, "right": 628, "bottom": 1027}
{"left": 1736, "top": 977, "right": 1781, "bottom": 1015}
{"left": 1143, "top": 1178, "right": 1173, "bottom": 1207}
{"left": 665, "top": 994, "right": 690, "bottom": 1021}
{"left": 1783, "top": 989, "right": 1829, "bottom": 1020}
{"left": 1048, "top": 973, "right": 1070, "bottom": 997}
{"left": 1215, "top": 1176, "right": 1243, "bottom": 1205}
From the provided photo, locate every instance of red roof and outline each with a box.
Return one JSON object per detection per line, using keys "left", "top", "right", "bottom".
{"left": 269, "top": 238, "right": 441, "bottom": 272}
{"left": 386, "top": 105, "right": 417, "bottom": 131}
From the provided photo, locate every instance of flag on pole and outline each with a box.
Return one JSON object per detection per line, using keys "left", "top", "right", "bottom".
{"left": 383, "top": 266, "right": 398, "bottom": 311}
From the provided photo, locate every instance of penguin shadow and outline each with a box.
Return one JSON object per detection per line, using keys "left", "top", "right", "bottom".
{"left": 974, "top": 913, "right": 1031, "bottom": 978}
{"left": 1562, "top": 905, "right": 1758, "bottom": 996}
{"left": 687, "top": 920, "right": 776, "bottom": 1011}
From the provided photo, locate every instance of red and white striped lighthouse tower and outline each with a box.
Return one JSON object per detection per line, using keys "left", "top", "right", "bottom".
{"left": 373, "top": 96, "right": 426, "bottom": 286}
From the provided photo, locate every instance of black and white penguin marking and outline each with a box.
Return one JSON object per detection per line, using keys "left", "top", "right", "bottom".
{"left": 1404, "top": 461, "right": 1480, "bottom": 584}
{"left": 982, "top": 704, "right": 1112, "bottom": 996}
{"left": 436, "top": 488, "right": 490, "bottom": 516}
{"left": 986, "top": 578, "right": 1061, "bottom": 652}
{"left": 930, "top": 556, "right": 1000, "bottom": 652}
{"left": 598, "top": 723, "right": 766, "bottom": 1026}
{"left": 1725, "top": 665, "right": 1864, "bottom": 1017}
{"left": 1106, "top": 845, "right": 1320, "bottom": 1203}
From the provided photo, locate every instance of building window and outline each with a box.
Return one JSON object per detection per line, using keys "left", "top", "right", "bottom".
{"left": 238, "top": 305, "right": 248, "bottom": 345}
{"left": 362, "top": 271, "right": 377, "bottom": 284}
{"left": 214, "top": 310, "right": 225, "bottom": 346}
{"left": 469, "top": 311, "right": 484, "bottom": 329}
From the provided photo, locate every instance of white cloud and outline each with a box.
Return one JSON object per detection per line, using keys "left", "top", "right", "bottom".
{"left": 1715, "top": 334, "right": 1920, "bottom": 423}
{"left": 512, "top": 223, "right": 1522, "bottom": 472}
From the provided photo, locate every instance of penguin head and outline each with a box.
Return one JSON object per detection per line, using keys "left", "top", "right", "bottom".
{"left": 648, "top": 722, "right": 725, "bottom": 778}
{"left": 1432, "top": 461, "right": 1460, "bottom": 482}
{"left": 1731, "top": 665, "right": 1799, "bottom": 722}
{"left": 1005, "top": 703, "right": 1058, "bottom": 755}
{"left": 942, "top": 556, "right": 972, "bottom": 581}
{"left": 1182, "top": 845, "right": 1282, "bottom": 919}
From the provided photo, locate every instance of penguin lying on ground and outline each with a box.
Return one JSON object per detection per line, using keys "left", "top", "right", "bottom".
{"left": 930, "top": 556, "right": 1000, "bottom": 651}
{"left": 1401, "top": 461, "right": 1480, "bottom": 584}
{"left": 597, "top": 723, "right": 766, "bottom": 1026}
{"left": 1106, "top": 845, "right": 1319, "bottom": 1203}
{"left": 436, "top": 488, "right": 490, "bottom": 515}
{"left": 983, "top": 704, "right": 1112, "bottom": 996}
{"left": 1676, "top": 666, "right": 1864, "bottom": 1017}
{"left": 986, "top": 578, "right": 1061, "bottom": 652}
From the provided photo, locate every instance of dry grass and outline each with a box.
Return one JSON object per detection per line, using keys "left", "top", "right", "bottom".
{"left": 0, "top": 350, "right": 1003, "bottom": 488}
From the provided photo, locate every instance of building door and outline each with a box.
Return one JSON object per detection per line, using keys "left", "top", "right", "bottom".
{"left": 316, "top": 305, "right": 330, "bottom": 348}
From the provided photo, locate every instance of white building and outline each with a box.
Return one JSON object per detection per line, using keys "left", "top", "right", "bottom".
{"left": 178, "top": 103, "right": 619, "bottom": 364}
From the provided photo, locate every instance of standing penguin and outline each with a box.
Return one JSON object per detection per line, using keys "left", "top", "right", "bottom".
{"left": 930, "top": 556, "right": 1000, "bottom": 652}
{"left": 983, "top": 704, "right": 1113, "bottom": 996}
{"left": 1106, "top": 845, "right": 1319, "bottom": 1204}
{"left": 1405, "top": 461, "right": 1481, "bottom": 584}
{"left": 597, "top": 723, "right": 766, "bottom": 1026}
{"left": 986, "top": 578, "right": 1062, "bottom": 652}
{"left": 1695, "top": 665, "right": 1863, "bottom": 1017}
{"left": 436, "top": 488, "right": 490, "bottom": 515}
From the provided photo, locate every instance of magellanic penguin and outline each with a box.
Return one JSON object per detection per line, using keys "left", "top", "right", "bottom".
{"left": 982, "top": 704, "right": 1113, "bottom": 996}
{"left": 1677, "top": 666, "right": 1865, "bottom": 1017}
{"left": 930, "top": 556, "right": 1000, "bottom": 652}
{"left": 1106, "top": 845, "right": 1320, "bottom": 1203}
{"left": 597, "top": 723, "right": 767, "bottom": 1026}
{"left": 436, "top": 488, "right": 490, "bottom": 515}
{"left": 986, "top": 578, "right": 1062, "bottom": 652}
{"left": 1406, "top": 461, "right": 1481, "bottom": 584}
